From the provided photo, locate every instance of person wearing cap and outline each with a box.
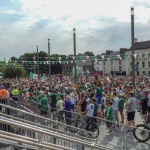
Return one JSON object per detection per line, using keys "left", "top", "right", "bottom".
{"left": 82, "top": 97, "right": 95, "bottom": 129}
{"left": 126, "top": 91, "right": 137, "bottom": 132}
{"left": 118, "top": 93, "right": 126, "bottom": 124}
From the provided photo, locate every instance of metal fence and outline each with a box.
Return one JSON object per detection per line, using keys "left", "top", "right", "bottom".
{"left": 0, "top": 115, "right": 114, "bottom": 150}
{"left": 0, "top": 98, "right": 150, "bottom": 150}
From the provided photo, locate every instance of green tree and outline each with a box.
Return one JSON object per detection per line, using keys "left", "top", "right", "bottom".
{"left": 3, "top": 63, "right": 26, "bottom": 78}
{"left": 10, "top": 56, "right": 18, "bottom": 61}
{"left": 84, "top": 51, "right": 94, "bottom": 56}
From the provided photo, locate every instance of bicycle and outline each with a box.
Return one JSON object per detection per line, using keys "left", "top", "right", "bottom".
{"left": 133, "top": 113, "right": 150, "bottom": 142}
{"left": 69, "top": 114, "right": 99, "bottom": 139}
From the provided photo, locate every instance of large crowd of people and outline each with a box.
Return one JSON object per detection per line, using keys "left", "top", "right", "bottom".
{"left": 0, "top": 74, "right": 150, "bottom": 136}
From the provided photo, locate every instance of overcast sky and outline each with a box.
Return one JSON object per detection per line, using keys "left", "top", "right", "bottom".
{"left": 0, "top": 0, "right": 150, "bottom": 60}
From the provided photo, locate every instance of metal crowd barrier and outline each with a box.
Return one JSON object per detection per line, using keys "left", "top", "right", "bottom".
{"left": 1, "top": 98, "right": 150, "bottom": 150}
{"left": 0, "top": 103, "right": 96, "bottom": 141}
{"left": 0, "top": 116, "right": 114, "bottom": 150}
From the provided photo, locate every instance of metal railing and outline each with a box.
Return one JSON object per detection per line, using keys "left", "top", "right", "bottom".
{"left": 1, "top": 98, "right": 150, "bottom": 150}
{"left": 0, "top": 116, "right": 114, "bottom": 150}
{"left": 0, "top": 103, "right": 95, "bottom": 141}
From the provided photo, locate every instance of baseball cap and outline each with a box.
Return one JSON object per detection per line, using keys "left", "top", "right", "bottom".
{"left": 86, "top": 98, "right": 91, "bottom": 102}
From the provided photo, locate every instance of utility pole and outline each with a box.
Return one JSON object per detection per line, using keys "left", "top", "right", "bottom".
{"left": 48, "top": 39, "right": 51, "bottom": 78}
{"left": 73, "top": 28, "right": 77, "bottom": 83}
{"left": 33, "top": 51, "right": 36, "bottom": 74}
{"left": 131, "top": 7, "right": 135, "bottom": 87}
{"left": 37, "top": 45, "right": 39, "bottom": 78}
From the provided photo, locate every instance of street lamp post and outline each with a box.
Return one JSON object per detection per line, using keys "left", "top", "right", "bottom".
{"left": 37, "top": 45, "right": 39, "bottom": 78}
{"left": 48, "top": 39, "right": 51, "bottom": 79}
{"left": 33, "top": 51, "right": 36, "bottom": 74}
{"left": 131, "top": 7, "right": 135, "bottom": 87}
{"left": 73, "top": 28, "right": 77, "bottom": 83}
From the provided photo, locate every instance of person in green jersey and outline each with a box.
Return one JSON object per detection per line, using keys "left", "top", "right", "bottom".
{"left": 40, "top": 94, "right": 48, "bottom": 116}
{"left": 51, "top": 90, "right": 57, "bottom": 112}
{"left": 118, "top": 93, "right": 126, "bottom": 124}
{"left": 105, "top": 101, "right": 113, "bottom": 136}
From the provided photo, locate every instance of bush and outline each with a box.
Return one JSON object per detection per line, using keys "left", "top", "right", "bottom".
{"left": 3, "top": 63, "right": 26, "bottom": 78}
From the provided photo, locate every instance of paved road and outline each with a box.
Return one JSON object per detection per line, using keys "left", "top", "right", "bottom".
{"left": 97, "top": 110, "right": 150, "bottom": 150}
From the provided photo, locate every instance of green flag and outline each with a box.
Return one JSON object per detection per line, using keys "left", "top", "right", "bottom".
{"left": 42, "top": 74, "right": 47, "bottom": 80}
{"left": 30, "top": 72, "right": 38, "bottom": 79}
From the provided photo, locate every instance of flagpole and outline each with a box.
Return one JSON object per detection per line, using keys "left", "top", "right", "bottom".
{"left": 37, "top": 45, "right": 39, "bottom": 78}
{"left": 16, "top": 75, "right": 18, "bottom": 88}
{"left": 48, "top": 39, "right": 51, "bottom": 79}
{"left": 33, "top": 51, "right": 36, "bottom": 74}
{"left": 73, "top": 28, "right": 77, "bottom": 83}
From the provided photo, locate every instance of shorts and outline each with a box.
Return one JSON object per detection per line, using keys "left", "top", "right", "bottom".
{"left": 86, "top": 116, "right": 92, "bottom": 123}
{"left": 101, "top": 104, "right": 105, "bottom": 110}
{"left": 148, "top": 107, "right": 150, "bottom": 113}
{"left": 142, "top": 108, "right": 147, "bottom": 115}
{"left": 106, "top": 120, "right": 112, "bottom": 128}
{"left": 118, "top": 106, "right": 124, "bottom": 112}
{"left": 41, "top": 110, "right": 47, "bottom": 115}
{"left": 71, "top": 104, "right": 75, "bottom": 109}
{"left": 97, "top": 104, "right": 101, "bottom": 112}
{"left": 127, "top": 111, "right": 135, "bottom": 121}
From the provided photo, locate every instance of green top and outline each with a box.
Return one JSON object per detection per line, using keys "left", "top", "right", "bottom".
{"left": 105, "top": 107, "right": 108, "bottom": 118}
{"left": 118, "top": 98, "right": 126, "bottom": 108}
{"left": 40, "top": 96, "right": 48, "bottom": 111}
{"left": 57, "top": 92, "right": 62, "bottom": 99}
{"left": 51, "top": 94, "right": 57, "bottom": 108}
{"left": 96, "top": 87, "right": 102, "bottom": 96}
{"left": 106, "top": 106, "right": 113, "bottom": 121}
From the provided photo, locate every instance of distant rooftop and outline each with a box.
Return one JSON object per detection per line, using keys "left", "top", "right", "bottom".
{"left": 130, "top": 40, "right": 150, "bottom": 50}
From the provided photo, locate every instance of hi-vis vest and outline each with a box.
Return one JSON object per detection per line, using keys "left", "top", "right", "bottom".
{"left": 11, "top": 89, "right": 19, "bottom": 96}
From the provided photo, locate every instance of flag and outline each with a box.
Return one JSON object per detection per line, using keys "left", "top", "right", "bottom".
{"left": 30, "top": 72, "right": 38, "bottom": 80}
{"left": 16, "top": 75, "right": 18, "bottom": 87}
{"left": 42, "top": 73, "right": 47, "bottom": 80}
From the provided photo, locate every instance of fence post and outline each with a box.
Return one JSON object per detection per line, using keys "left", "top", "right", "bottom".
{"left": 38, "top": 133, "right": 43, "bottom": 150}
{"left": 123, "top": 124, "right": 127, "bottom": 150}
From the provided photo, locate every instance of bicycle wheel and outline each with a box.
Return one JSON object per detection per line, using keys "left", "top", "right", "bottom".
{"left": 69, "top": 120, "right": 81, "bottom": 133}
{"left": 87, "top": 122, "right": 99, "bottom": 139}
{"left": 133, "top": 124, "right": 150, "bottom": 142}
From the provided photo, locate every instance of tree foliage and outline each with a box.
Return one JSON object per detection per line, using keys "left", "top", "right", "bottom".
{"left": 84, "top": 51, "right": 94, "bottom": 56}
{"left": 3, "top": 63, "right": 26, "bottom": 78}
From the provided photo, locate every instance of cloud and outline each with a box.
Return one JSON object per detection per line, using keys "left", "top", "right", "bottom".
{"left": 29, "top": 19, "right": 52, "bottom": 30}
{"left": 1, "top": 0, "right": 150, "bottom": 61}
{"left": 133, "top": 0, "right": 150, "bottom": 8}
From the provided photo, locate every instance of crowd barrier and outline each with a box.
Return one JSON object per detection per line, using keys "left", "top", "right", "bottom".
{"left": 0, "top": 98, "right": 150, "bottom": 150}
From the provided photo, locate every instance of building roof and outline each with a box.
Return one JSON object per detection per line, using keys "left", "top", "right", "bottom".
{"left": 110, "top": 51, "right": 120, "bottom": 55}
{"left": 130, "top": 40, "right": 150, "bottom": 50}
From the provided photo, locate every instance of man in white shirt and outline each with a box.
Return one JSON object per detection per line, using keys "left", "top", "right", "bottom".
{"left": 82, "top": 98, "right": 95, "bottom": 129}
{"left": 112, "top": 92, "right": 119, "bottom": 127}
{"left": 69, "top": 90, "right": 77, "bottom": 112}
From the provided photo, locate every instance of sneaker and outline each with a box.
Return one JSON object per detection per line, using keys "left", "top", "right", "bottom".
{"left": 127, "top": 130, "right": 133, "bottom": 133}
{"left": 113, "top": 126, "right": 116, "bottom": 129}
{"left": 105, "top": 132, "right": 113, "bottom": 136}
